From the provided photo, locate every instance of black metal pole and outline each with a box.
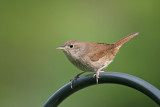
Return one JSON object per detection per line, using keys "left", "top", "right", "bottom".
{"left": 43, "top": 72, "right": 160, "bottom": 107}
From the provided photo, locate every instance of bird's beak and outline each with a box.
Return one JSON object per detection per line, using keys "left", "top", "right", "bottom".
{"left": 56, "top": 46, "right": 65, "bottom": 50}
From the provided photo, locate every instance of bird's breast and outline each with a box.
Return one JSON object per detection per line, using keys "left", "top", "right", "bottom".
{"left": 64, "top": 52, "right": 96, "bottom": 72}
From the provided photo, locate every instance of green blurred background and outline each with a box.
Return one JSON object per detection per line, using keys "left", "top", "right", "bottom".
{"left": 0, "top": 0, "right": 160, "bottom": 107}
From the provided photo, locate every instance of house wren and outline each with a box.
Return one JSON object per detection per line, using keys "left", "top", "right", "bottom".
{"left": 56, "top": 32, "right": 139, "bottom": 88}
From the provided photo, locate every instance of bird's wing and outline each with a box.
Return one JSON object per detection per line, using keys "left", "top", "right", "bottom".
{"left": 87, "top": 43, "right": 114, "bottom": 62}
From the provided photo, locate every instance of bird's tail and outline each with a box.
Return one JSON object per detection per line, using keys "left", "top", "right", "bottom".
{"left": 114, "top": 32, "right": 139, "bottom": 49}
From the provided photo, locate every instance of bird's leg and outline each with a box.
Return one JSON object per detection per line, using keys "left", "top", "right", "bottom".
{"left": 93, "top": 71, "right": 104, "bottom": 78}
{"left": 70, "top": 71, "right": 86, "bottom": 88}
{"left": 94, "top": 66, "right": 107, "bottom": 84}
{"left": 96, "top": 70, "right": 100, "bottom": 84}
{"left": 95, "top": 70, "right": 105, "bottom": 84}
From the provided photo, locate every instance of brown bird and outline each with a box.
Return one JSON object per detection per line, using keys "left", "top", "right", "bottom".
{"left": 56, "top": 32, "right": 139, "bottom": 88}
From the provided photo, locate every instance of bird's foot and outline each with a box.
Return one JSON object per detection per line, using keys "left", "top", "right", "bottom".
{"left": 70, "top": 71, "right": 86, "bottom": 89}
{"left": 70, "top": 76, "right": 79, "bottom": 89}
{"left": 93, "top": 71, "right": 104, "bottom": 84}
{"left": 93, "top": 71, "right": 104, "bottom": 77}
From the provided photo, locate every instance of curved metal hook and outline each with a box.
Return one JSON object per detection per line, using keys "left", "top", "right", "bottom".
{"left": 44, "top": 72, "right": 160, "bottom": 107}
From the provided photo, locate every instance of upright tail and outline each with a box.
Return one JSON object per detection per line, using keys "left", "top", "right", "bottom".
{"left": 114, "top": 32, "right": 139, "bottom": 49}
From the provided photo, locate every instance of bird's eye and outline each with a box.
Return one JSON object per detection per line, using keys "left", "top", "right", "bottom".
{"left": 69, "top": 45, "right": 73, "bottom": 48}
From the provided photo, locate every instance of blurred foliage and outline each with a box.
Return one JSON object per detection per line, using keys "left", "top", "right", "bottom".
{"left": 0, "top": 0, "right": 160, "bottom": 107}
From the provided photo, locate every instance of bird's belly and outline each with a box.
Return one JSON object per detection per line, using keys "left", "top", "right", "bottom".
{"left": 73, "top": 59, "right": 96, "bottom": 72}
{"left": 65, "top": 52, "right": 113, "bottom": 72}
